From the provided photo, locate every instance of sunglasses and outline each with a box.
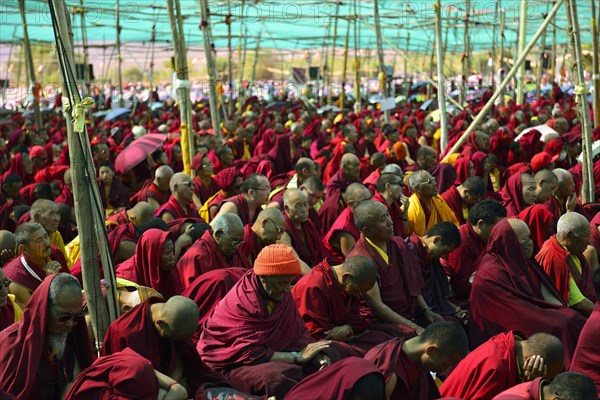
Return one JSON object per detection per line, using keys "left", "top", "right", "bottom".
{"left": 0, "top": 278, "right": 11, "bottom": 289}
{"left": 266, "top": 219, "right": 284, "bottom": 234}
{"left": 52, "top": 305, "right": 85, "bottom": 323}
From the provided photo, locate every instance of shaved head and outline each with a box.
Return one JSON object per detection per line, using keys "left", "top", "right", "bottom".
{"left": 343, "top": 256, "right": 378, "bottom": 287}
{"left": 128, "top": 201, "right": 154, "bottom": 227}
{"left": 155, "top": 165, "right": 174, "bottom": 179}
{"left": 256, "top": 207, "right": 286, "bottom": 225}
{"left": 161, "top": 296, "right": 200, "bottom": 340}
{"left": 522, "top": 333, "right": 565, "bottom": 379}
{"left": 344, "top": 183, "right": 372, "bottom": 203}
{"left": 0, "top": 230, "right": 16, "bottom": 252}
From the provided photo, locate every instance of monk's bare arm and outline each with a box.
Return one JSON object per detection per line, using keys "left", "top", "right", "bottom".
{"left": 147, "top": 197, "right": 161, "bottom": 212}
{"left": 362, "top": 283, "right": 424, "bottom": 334}
{"left": 154, "top": 369, "right": 188, "bottom": 400}
{"left": 571, "top": 298, "right": 595, "bottom": 318}
{"left": 278, "top": 233, "right": 311, "bottom": 274}
{"left": 266, "top": 202, "right": 282, "bottom": 210}
{"left": 191, "top": 193, "right": 203, "bottom": 211}
{"left": 338, "top": 233, "right": 356, "bottom": 257}
{"left": 161, "top": 211, "right": 175, "bottom": 223}
{"left": 8, "top": 281, "right": 31, "bottom": 309}
{"left": 583, "top": 245, "right": 598, "bottom": 275}
{"left": 210, "top": 202, "right": 238, "bottom": 228}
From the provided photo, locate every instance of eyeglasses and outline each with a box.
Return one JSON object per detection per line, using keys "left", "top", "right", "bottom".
{"left": 253, "top": 187, "right": 270, "bottom": 192}
{"left": 0, "top": 278, "right": 11, "bottom": 289}
{"left": 52, "top": 305, "right": 85, "bottom": 323}
{"left": 266, "top": 219, "right": 284, "bottom": 234}
{"left": 390, "top": 181, "right": 405, "bottom": 188}
{"left": 222, "top": 230, "right": 244, "bottom": 248}
{"left": 177, "top": 181, "right": 193, "bottom": 188}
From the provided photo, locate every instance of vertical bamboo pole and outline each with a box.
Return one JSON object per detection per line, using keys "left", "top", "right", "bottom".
{"left": 435, "top": 1, "right": 449, "bottom": 152}
{"left": 237, "top": 0, "right": 245, "bottom": 106}
{"left": 18, "top": 0, "right": 42, "bottom": 129}
{"left": 551, "top": 3, "right": 557, "bottom": 81}
{"left": 565, "top": 0, "right": 594, "bottom": 203}
{"left": 115, "top": 0, "right": 124, "bottom": 107}
{"left": 516, "top": 0, "right": 528, "bottom": 105}
{"left": 373, "top": 0, "right": 390, "bottom": 122}
{"left": 227, "top": 1, "right": 234, "bottom": 117}
{"left": 427, "top": 40, "right": 435, "bottom": 99}
{"left": 461, "top": 0, "right": 470, "bottom": 105}
{"left": 328, "top": 3, "right": 340, "bottom": 105}
{"left": 339, "top": 19, "right": 351, "bottom": 107}
{"left": 239, "top": 27, "right": 248, "bottom": 101}
{"left": 591, "top": 0, "right": 599, "bottom": 128}
{"left": 79, "top": 0, "right": 90, "bottom": 94}
{"left": 535, "top": 0, "right": 549, "bottom": 98}
{"left": 353, "top": 0, "right": 360, "bottom": 112}
{"left": 199, "top": 0, "right": 222, "bottom": 139}
{"left": 320, "top": 17, "right": 333, "bottom": 105}
{"left": 251, "top": 36, "right": 261, "bottom": 84}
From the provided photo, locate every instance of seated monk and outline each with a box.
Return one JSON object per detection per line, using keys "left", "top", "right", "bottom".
{"left": 348, "top": 201, "right": 443, "bottom": 336}
{"left": 106, "top": 201, "right": 154, "bottom": 264}
{"left": 155, "top": 172, "right": 198, "bottom": 223}
{"left": 440, "top": 176, "right": 486, "bottom": 225}
{"left": 240, "top": 207, "right": 287, "bottom": 265}
{"left": 493, "top": 371, "right": 597, "bottom": 400}
{"left": 283, "top": 357, "right": 385, "bottom": 400}
{"left": 97, "top": 162, "right": 131, "bottom": 215}
{"left": 64, "top": 348, "right": 189, "bottom": 400}
{"left": 533, "top": 169, "right": 559, "bottom": 206}
{"left": 405, "top": 222, "right": 468, "bottom": 322}
{"left": 212, "top": 173, "right": 270, "bottom": 227}
{"left": 292, "top": 256, "right": 394, "bottom": 354}
{"left": 517, "top": 204, "right": 555, "bottom": 257}
{"left": 470, "top": 218, "right": 587, "bottom": 367}
{"left": 267, "top": 157, "right": 319, "bottom": 209}
{"left": 199, "top": 167, "right": 242, "bottom": 223}
{"left": 372, "top": 172, "right": 409, "bottom": 237}
{"left": 324, "top": 183, "right": 373, "bottom": 262}
{"left": 115, "top": 228, "right": 183, "bottom": 299}
{"left": 177, "top": 214, "right": 250, "bottom": 289}
{"left": 365, "top": 321, "right": 469, "bottom": 400}
{"left": 130, "top": 165, "right": 173, "bottom": 211}
{"left": 405, "top": 171, "right": 459, "bottom": 236}
{"left": 281, "top": 188, "right": 325, "bottom": 269}
{"left": 442, "top": 199, "right": 506, "bottom": 303}
{"left": 441, "top": 332, "right": 565, "bottom": 400}
{"left": 536, "top": 212, "right": 597, "bottom": 317}
{"left": 544, "top": 168, "right": 585, "bottom": 222}
{"left": 30, "top": 198, "right": 67, "bottom": 258}
{"left": 404, "top": 146, "right": 457, "bottom": 194}
{"left": 0, "top": 273, "right": 93, "bottom": 399}
{"left": 326, "top": 153, "right": 361, "bottom": 198}
{"left": 570, "top": 269, "right": 600, "bottom": 395}
{"left": 198, "top": 245, "right": 355, "bottom": 399}
{"left": 0, "top": 230, "right": 16, "bottom": 268}
{"left": 4, "top": 222, "right": 69, "bottom": 307}
{"left": 191, "top": 151, "right": 220, "bottom": 208}
{"left": 501, "top": 173, "right": 537, "bottom": 217}
{"left": 101, "top": 295, "right": 228, "bottom": 399}
{"left": 0, "top": 268, "right": 22, "bottom": 332}
{"left": 182, "top": 268, "right": 247, "bottom": 344}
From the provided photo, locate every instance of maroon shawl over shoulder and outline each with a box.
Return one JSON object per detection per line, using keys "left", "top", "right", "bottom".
{"left": 441, "top": 185, "right": 466, "bottom": 225}
{"left": 517, "top": 205, "right": 555, "bottom": 257}
{"left": 2, "top": 250, "right": 69, "bottom": 294}
{"left": 323, "top": 207, "right": 360, "bottom": 262}
{"left": 155, "top": 195, "right": 198, "bottom": 220}
{"left": 284, "top": 212, "right": 325, "bottom": 267}
{"left": 501, "top": 173, "right": 528, "bottom": 217}
{"left": 219, "top": 194, "right": 252, "bottom": 226}
{"left": 570, "top": 302, "right": 600, "bottom": 395}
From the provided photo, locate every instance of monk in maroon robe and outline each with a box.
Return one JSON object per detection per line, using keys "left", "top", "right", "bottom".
{"left": 493, "top": 372, "right": 597, "bottom": 400}
{"left": 500, "top": 173, "right": 536, "bottom": 216}
{"left": 0, "top": 269, "right": 20, "bottom": 332}
{"left": 318, "top": 189, "right": 346, "bottom": 234}
{"left": 372, "top": 172, "right": 409, "bottom": 237}
{"left": 364, "top": 321, "right": 469, "bottom": 400}
{"left": 325, "top": 153, "right": 361, "bottom": 198}
{"left": 570, "top": 302, "right": 600, "bottom": 395}
{"left": 440, "top": 177, "right": 486, "bottom": 226}
{"left": 130, "top": 165, "right": 173, "bottom": 210}
{"left": 441, "top": 331, "right": 565, "bottom": 400}
{"left": 115, "top": 229, "right": 183, "bottom": 299}
{"left": 518, "top": 205, "right": 555, "bottom": 257}
{"left": 198, "top": 245, "right": 356, "bottom": 398}
{"left": 469, "top": 218, "right": 587, "bottom": 367}
{"left": 101, "top": 296, "right": 228, "bottom": 399}
{"left": 0, "top": 274, "right": 93, "bottom": 399}
{"left": 155, "top": 173, "right": 198, "bottom": 222}
{"left": 177, "top": 214, "right": 250, "bottom": 289}
{"left": 240, "top": 208, "right": 287, "bottom": 265}
{"left": 214, "top": 174, "right": 271, "bottom": 226}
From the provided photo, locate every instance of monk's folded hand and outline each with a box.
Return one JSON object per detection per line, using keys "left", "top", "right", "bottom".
{"left": 44, "top": 260, "right": 62, "bottom": 276}
{"left": 324, "top": 325, "right": 353, "bottom": 341}
{"left": 424, "top": 309, "right": 444, "bottom": 324}
{"left": 522, "top": 355, "right": 547, "bottom": 381}
{"left": 0, "top": 249, "right": 14, "bottom": 265}
{"left": 566, "top": 193, "right": 578, "bottom": 212}
{"left": 299, "top": 341, "right": 332, "bottom": 364}
{"left": 315, "top": 354, "right": 331, "bottom": 371}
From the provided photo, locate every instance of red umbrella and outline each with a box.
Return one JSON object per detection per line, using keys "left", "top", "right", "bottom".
{"left": 114, "top": 133, "right": 166, "bottom": 174}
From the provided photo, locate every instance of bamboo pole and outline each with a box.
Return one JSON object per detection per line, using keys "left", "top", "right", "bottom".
{"left": 239, "top": 27, "right": 248, "bottom": 102}
{"left": 565, "top": 0, "right": 594, "bottom": 203}
{"left": 551, "top": 6, "right": 557, "bottom": 81}
{"left": 320, "top": 17, "right": 333, "bottom": 105}
{"left": 236, "top": 0, "right": 245, "bottom": 107}
{"left": 79, "top": 0, "right": 90, "bottom": 94}
{"left": 434, "top": 1, "right": 450, "bottom": 152}
{"left": 516, "top": 0, "right": 528, "bottom": 105}
{"left": 591, "top": 0, "right": 599, "bottom": 128}
{"left": 227, "top": 2, "right": 233, "bottom": 118}
{"left": 442, "top": 0, "right": 565, "bottom": 161}
{"left": 535, "top": 2, "right": 548, "bottom": 98}
{"left": 199, "top": 0, "right": 222, "bottom": 139}
{"left": 251, "top": 34, "right": 261, "bottom": 84}
{"left": 328, "top": 3, "right": 340, "bottom": 105}
{"left": 373, "top": 0, "right": 390, "bottom": 122}
{"left": 115, "top": 0, "right": 124, "bottom": 107}
{"left": 18, "top": 0, "right": 41, "bottom": 129}
{"left": 48, "top": 0, "right": 117, "bottom": 348}
{"left": 353, "top": 0, "right": 360, "bottom": 112}
{"left": 461, "top": 0, "right": 470, "bottom": 105}
{"left": 339, "top": 19, "right": 351, "bottom": 107}
{"left": 427, "top": 40, "right": 435, "bottom": 99}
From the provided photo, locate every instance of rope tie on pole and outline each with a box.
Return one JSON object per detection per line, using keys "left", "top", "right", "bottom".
{"left": 62, "top": 96, "right": 95, "bottom": 133}
{"left": 573, "top": 84, "right": 588, "bottom": 103}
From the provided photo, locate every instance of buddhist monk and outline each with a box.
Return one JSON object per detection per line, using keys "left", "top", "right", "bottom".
{"left": 441, "top": 332, "right": 565, "bottom": 399}
{"left": 404, "top": 146, "right": 457, "bottom": 194}
{"left": 501, "top": 173, "right": 536, "bottom": 217}
{"left": 4, "top": 222, "right": 68, "bottom": 307}
{"left": 405, "top": 170, "right": 459, "bottom": 236}
{"left": 292, "top": 255, "right": 394, "bottom": 354}
{"left": 442, "top": 199, "right": 506, "bottom": 302}
{"left": 365, "top": 321, "right": 469, "bottom": 400}
{"left": 0, "top": 230, "right": 16, "bottom": 266}
{"left": 493, "top": 372, "right": 597, "bottom": 400}
{"left": 131, "top": 165, "right": 173, "bottom": 211}
{"left": 106, "top": 201, "right": 154, "bottom": 263}
{"left": 268, "top": 157, "right": 319, "bottom": 209}
{"left": 372, "top": 172, "right": 409, "bottom": 237}
{"left": 101, "top": 296, "right": 227, "bottom": 399}
{"left": 30, "top": 198, "right": 66, "bottom": 257}
{"left": 517, "top": 204, "right": 555, "bottom": 257}
{"left": 544, "top": 168, "right": 580, "bottom": 220}
{"left": 536, "top": 212, "right": 596, "bottom": 317}
{"left": 199, "top": 167, "right": 242, "bottom": 223}
{"left": 570, "top": 269, "right": 600, "bottom": 395}
{"left": 349, "top": 200, "right": 442, "bottom": 335}
{"left": 155, "top": 172, "right": 198, "bottom": 222}
{"left": 0, "top": 273, "right": 93, "bottom": 399}
{"left": 440, "top": 176, "right": 486, "bottom": 225}
{"left": 0, "top": 268, "right": 22, "bottom": 331}
{"left": 198, "top": 244, "right": 351, "bottom": 398}
{"left": 240, "top": 207, "right": 286, "bottom": 265}
{"left": 533, "top": 169, "right": 559, "bottom": 205}
{"left": 212, "top": 173, "right": 270, "bottom": 227}
{"left": 470, "top": 218, "right": 587, "bottom": 366}
{"left": 326, "top": 153, "right": 361, "bottom": 198}
{"left": 177, "top": 213, "right": 250, "bottom": 289}
{"left": 324, "top": 183, "right": 372, "bottom": 262}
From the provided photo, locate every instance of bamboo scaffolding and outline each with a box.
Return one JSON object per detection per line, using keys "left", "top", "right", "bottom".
{"left": 516, "top": 0, "right": 528, "bottom": 105}
{"left": 373, "top": 0, "right": 390, "bottom": 122}
{"left": 434, "top": 1, "right": 450, "bottom": 152}
{"left": 199, "top": 0, "right": 222, "bottom": 139}
{"left": 18, "top": 0, "right": 42, "bottom": 129}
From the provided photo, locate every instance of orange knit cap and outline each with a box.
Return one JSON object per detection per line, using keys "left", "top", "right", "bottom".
{"left": 254, "top": 244, "right": 301, "bottom": 276}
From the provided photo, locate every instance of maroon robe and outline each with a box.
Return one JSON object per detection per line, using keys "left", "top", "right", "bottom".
{"left": 373, "top": 191, "right": 407, "bottom": 237}
{"left": 106, "top": 209, "right": 128, "bottom": 225}
{"left": 326, "top": 169, "right": 359, "bottom": 198}
{"left": 492, "top": 377, "right": 546, "bottom": 400}
{"left": 130, "top": 179, "right": 170, "bottom": 206}
{"left": 284, "top": 213, "right": 325, "bottom": 268}
{"left": 292, "top": 259, "right": 393, "bottom": 354}
{"left": 441, "top": 331, "right": 522, "bottom": 399}
{"left": 470, "top": 219, "right": 586, "bottom": 367}
{"left": 193, "top": 176, "right": 220, "bottom": 205}
{"left": 318, "top": 190, "right": 346, "bottom": 234}
{"left": 323, "top": 207, "right": 360, "bottom": 263}
{"left": 64, "top": 348, "right": 159, "bottom": 400}
{"left": 348, "top": 235, "right": 424, "bottom": 322}
{"left": 98, "top": 176, "right": 131, "bottom": 210}
{"left": 219, "top": 193, "right": 253, "bottom": 226}
{"left": 2, "top": 250, "right": 69, "bottom": 294}
{"left": 101, "top": 298, "right": 227, "bottom": 398}
{"left": 0, "top": 300, "right": 16, "bottom": 332}
{"left": 500, "top": 173, "right": 528, "bottom": 217}
{"left": 440, "top": 185, "right": 466, "bottom": 225}
{"left": 181, "top": 268, "right": 247, "bottom": 344}
{"left": 106, "top": 222, "right": 137, "bottom": 258}
{"left": 570, "top": 302, "right": 600, "bottom": 395}
{"left": 115, "top": 229, "right": 183, "bottom": 299}
{"left": 591, "top": 213, "right": 600, "bottom": 256}
{"left": 0, "top": 275, "right": 93, "bottom": 399}
{"left": 442, "top": 223, "right": 485, "bottom": 302}
{"left": 518, "top": 205, "right": 555, "bottom": 257}
{"left": 364, "top": 337, "right": 440, "bottom": 400}
{"left": 240, "top": 224, "right": 264, "bottom": 265}
{"left": 176, "top": 230, "right": 250, "bottom": 290}
{"left": 155, "top": 195, "right": 198, "bottom": 220}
